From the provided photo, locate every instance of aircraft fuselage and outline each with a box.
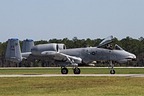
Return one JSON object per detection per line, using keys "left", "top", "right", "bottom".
{"left": 60, "top": 47, "right": 136, "bottom": 64}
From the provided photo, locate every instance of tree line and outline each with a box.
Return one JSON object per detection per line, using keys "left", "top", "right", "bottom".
{"left": 0, "top": 36, "right": 144, "bottom": 66}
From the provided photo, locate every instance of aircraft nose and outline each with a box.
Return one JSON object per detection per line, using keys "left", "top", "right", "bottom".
{"left": 131, "top": 54, "right": 136, "bottom": 61}
{"left": 126, "top": 53, "right": 136, "bottom": 61}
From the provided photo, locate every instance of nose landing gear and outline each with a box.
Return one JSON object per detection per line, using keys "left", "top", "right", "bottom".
{"left": 109, "top": 61, "right": 115, "bottom": 74}
{"left": 110, "top": 69, "right": 115, "bottom": 74}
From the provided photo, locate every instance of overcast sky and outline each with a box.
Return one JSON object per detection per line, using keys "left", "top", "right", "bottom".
{"left": 0, "top": 0, "right": 144, "bottom": 42}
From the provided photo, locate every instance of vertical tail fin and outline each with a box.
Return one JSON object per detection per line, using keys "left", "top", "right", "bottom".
{"left": 22, "top": 39, "right": 34, "bottom": 53}
{"left": 5, "top": 38, "right": 22, "bottom": 63}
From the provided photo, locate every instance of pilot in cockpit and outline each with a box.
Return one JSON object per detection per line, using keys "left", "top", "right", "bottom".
{"left": 106, "top": 44, "right": 113, "bottom": 50}
{"left": 105, "top": 44, "right": 123, "bottom": 50}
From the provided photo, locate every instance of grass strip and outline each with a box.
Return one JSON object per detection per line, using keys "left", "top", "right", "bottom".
{"left": 0, "top": 77, "right": 144, "bottom": 96}
{"left": 0, "top": 67, "right": 144, "bottom": 74}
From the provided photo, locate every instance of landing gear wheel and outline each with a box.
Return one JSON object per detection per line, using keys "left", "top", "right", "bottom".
{"left": 73, "top": 68, "right": 81, "bottom": 74}
{"left": 61, "top": 68, "right": 68, "bottom": 74}
{"left": 110, "top": 69, "right": 115, "bottom": 74}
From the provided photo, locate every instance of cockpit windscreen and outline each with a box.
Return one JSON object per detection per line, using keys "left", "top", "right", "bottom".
{"left": 114, "top": 44, "right": 123, "bottom": 50}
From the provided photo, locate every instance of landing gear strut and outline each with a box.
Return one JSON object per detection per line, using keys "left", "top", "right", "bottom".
{"left": 109, "top": 61, "right": 115, "bottom": 74}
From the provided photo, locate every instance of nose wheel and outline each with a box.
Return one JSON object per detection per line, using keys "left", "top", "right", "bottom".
{"left": 110, "top": 69, "right": 115, "bottom": 74}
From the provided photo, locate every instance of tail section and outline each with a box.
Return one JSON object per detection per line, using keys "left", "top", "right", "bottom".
{"left": 22, "top": 39, "right": 34, "bottom": 53}
{"left": 5, "top": 38, "right": 22, "bottom": 63}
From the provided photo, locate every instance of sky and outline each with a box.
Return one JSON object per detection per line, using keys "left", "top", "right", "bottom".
{"left": 0, "top": 0, "right": 144, "bottom": 42}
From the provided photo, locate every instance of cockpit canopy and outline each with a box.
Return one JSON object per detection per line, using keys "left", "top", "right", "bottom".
{"left": 97, "top": 36, "right": 123, "bottom": 50}
{"left": 98, "top": 36, "right": 113, "bottom": 48}
{"left": 114, "top": 44, "right": 123, "bottom": 50}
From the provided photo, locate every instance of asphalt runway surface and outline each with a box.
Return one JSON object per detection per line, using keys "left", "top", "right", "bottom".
{"left": 0, "top": 74, "right": 144, "bottom": 77}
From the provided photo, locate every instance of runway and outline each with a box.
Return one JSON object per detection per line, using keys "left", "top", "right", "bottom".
{"left": 0, "top": 74, "right": 144, "bottom": 77}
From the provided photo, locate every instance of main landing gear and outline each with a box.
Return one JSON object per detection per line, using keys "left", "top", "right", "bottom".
{"left": 61, "top": 67, "right": 68, "bottom": 74}
{"left": 73, "top": 68, "right": 81, "bottom": 74}
{"left": 61, "top": 56, "right": 81, "bottom": 74}
{"left": 109, "top": 61, "right": 115, "bottom": 74}
{"left": 61, "top": 67, "right": 81, "bottom": 74}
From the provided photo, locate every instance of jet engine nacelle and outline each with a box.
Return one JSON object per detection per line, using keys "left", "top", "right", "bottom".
{"left": 31, "top": 43, "right": 66, "bottom": 55}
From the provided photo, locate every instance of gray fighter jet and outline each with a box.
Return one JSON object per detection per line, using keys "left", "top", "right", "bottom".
{"left": 5, "top": 36, "right": 136, "bottom": 74}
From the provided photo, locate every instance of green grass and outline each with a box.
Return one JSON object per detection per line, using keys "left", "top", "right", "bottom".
{"left": 0, "top": 67, "right": 144, "bottom": 74}
{"left": 0, "top": 77, "right": 144, "bottom": 96}
{"left": 0, "top": 68, "right": 144, "bottom": 96}
{"left": 0, "top": 68, "right": 60, "bottom": 75}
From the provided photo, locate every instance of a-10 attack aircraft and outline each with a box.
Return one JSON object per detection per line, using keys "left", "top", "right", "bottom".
{"left": 5, "top": 36, "right": 136, "bottom": 74}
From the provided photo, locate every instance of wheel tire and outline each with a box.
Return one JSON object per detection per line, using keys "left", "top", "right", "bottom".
{"left": 110, "top": 69, "right": 115, "bottom": 74}
{"left": 73, "top": 68, "right": 81, "bottom": 74}
{"left": 61, "top": 68, "right": 68, "bottom": 74}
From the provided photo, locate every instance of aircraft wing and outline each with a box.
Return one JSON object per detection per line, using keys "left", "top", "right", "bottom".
{"left": 97, "top": 35, "right": 114, "bottom": 48}
{"left": 41, "top": 51, "right": 82, "bottom": 64}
